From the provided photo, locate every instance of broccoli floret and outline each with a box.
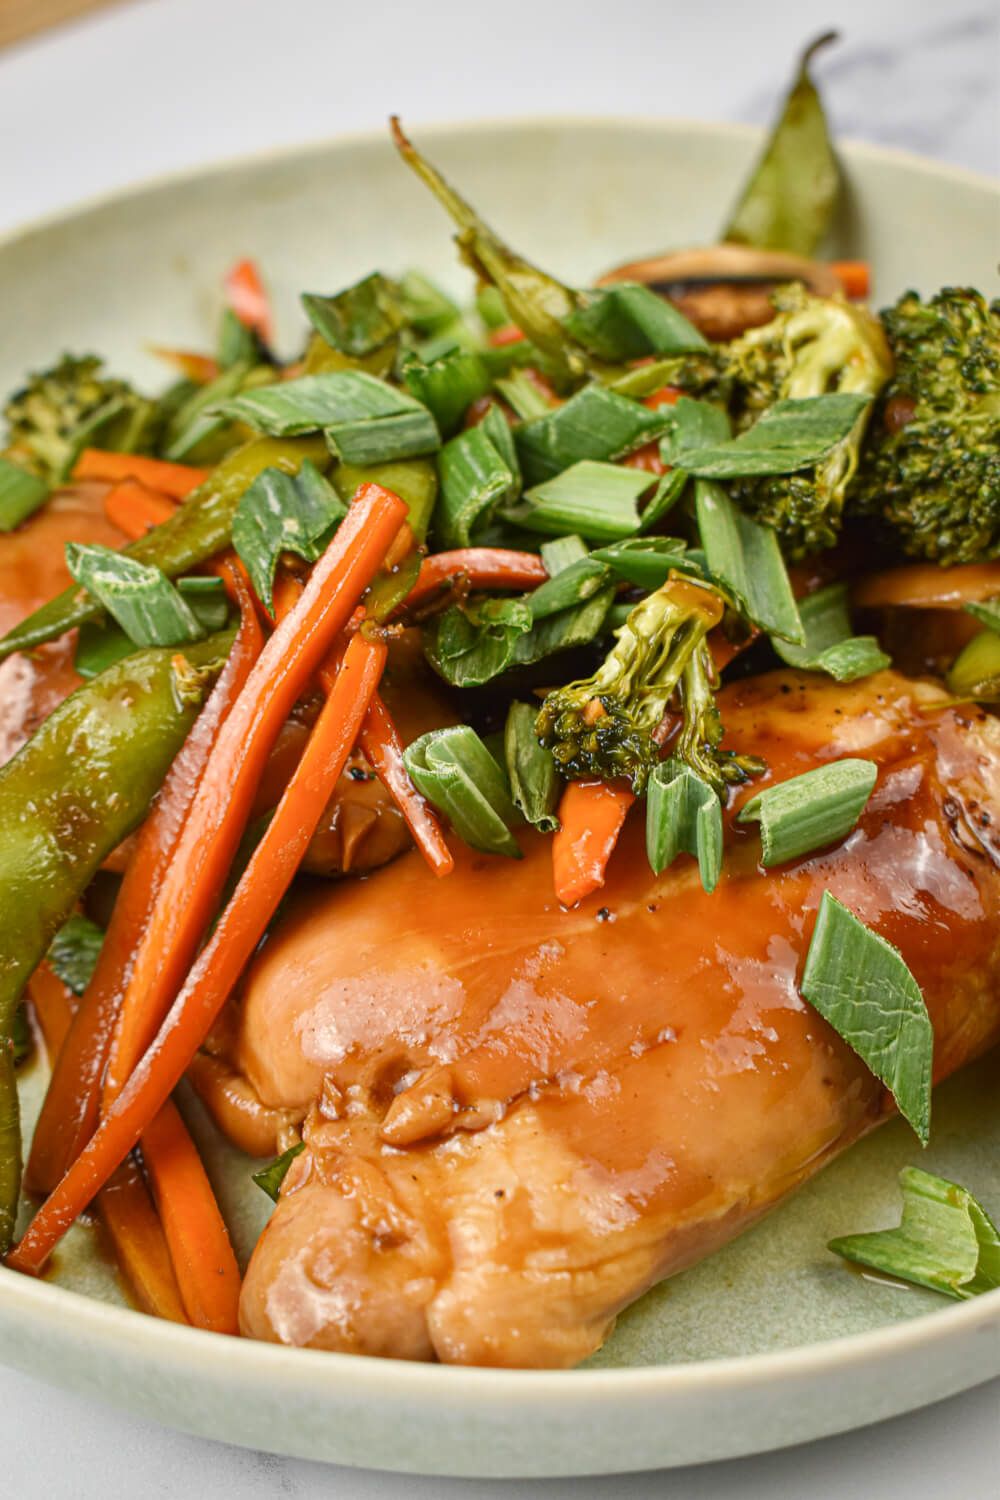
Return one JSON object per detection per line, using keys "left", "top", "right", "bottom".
{"left": 721, "top": 285, "right": 893, "bottom": 556}
{"left": 536, "top": 574, "right": 764, "bottom": 796}
{"left": 848, "top": 288, "right": 1000, "bottom": 563}
{"left": 3, "top": 354, "right": 158, "bottom": 482}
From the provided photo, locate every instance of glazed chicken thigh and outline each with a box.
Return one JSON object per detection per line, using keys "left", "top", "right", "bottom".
{"left": 234, "top": 670, "right": 1000, "bottom": 1366}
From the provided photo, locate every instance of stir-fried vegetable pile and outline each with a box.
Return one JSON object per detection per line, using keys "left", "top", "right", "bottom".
{"left": 1, "top": 33, "right": 998, "bottom": 1317}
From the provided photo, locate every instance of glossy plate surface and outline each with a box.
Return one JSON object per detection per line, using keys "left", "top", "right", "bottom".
{"left": 0, "top": 118, "right": 997, "bottom": 1477}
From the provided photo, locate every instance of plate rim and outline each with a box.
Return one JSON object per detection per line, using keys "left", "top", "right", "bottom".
{"left": 0, "top": 113, "right": 997, "bottom": 1410}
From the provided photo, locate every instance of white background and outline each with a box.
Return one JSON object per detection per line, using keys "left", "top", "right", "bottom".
{"left": 1, "top": 0, "right": 998, "bottom": 1493}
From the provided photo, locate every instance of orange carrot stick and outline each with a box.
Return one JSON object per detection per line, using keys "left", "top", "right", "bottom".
{"left": 139, "top": 1100, "right": 241, "bottom": 1334}
{"left": 551, "top": 780, "right": 635, "bottom": 907}
{"left": 26, "top": 565, "right": 264, "bottom": 1194}
{"left": 27, "top": 968, "right": 188, "bottom": 1324}
{"left": 103, "top": 479, "right": 177, "bottom": 539}
{"left": 8, "top": 630, "right": 386, "bottom": 1273}
{"left": 488, "top": 323, "right": 526, "bottom": 348}
{"left": 405, "top": 548, "right": 549, "bottom": 609}
{"left": 831, "top": 260, "right": 871, "bottom": 300}
{"left": 100, "top": 485, "right": 404, "bottom": 1107}
{"left": 148, "top": 347, "right": 221, "bottom": 385}
{"left": 72, "top": 449, "right": 207, "bottom": 499}
{"left": 224, "top": 258, "right": 273, "bottom": 344}
{"left": 273, "top": 571, "right": 453, "bottom": 878}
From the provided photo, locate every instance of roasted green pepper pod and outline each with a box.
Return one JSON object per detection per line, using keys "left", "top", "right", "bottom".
{"left": 0, "top": 435, "right": 327, "bottom": 662}
{"left": 0, "top": 628, "right": 233, "bottom": 1250}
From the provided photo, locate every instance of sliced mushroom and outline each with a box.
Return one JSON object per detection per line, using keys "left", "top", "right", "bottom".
{"left": 598, "top": 244, "right": 842, "bottom": 341}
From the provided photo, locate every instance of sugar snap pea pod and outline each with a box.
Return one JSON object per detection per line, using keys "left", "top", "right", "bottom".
{"left": 722, "top": 33, "right": 841, "bottom": 257}
{"left": 0, "top": 436, "right": 328, "bottom": 662}
{"left": 390, "top": 118, "right": 583, "bottom": 383}
{"left": 0, "top": 629, "right": 233, "bottom": 1250}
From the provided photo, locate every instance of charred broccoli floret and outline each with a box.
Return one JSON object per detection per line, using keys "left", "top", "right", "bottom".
{"left": 848, "top": 288, "right": 1000, "bottom": 562}
{"left": 536, "top": 574, "right": 764, "bottom": 796}
{"left": 3, "top": 354, "right": 158, "bottom": 481}
{"left": 722, "top": 284, "right": 893, "bottom": 556}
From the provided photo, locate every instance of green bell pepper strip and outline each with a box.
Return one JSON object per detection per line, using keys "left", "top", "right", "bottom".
{"left": 0, "top": 436, "right": 328, "bottom": 662}
{"left": 721, "top": 32, "right": 841, "bottom": 257}
{"left": 0, "top": 628, "right": 233, "bottom": 1250}
{"left": 334, "top": 458, "right": 439, "bottom": 619}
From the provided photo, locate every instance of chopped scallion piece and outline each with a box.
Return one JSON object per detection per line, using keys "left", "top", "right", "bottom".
{"left": 829, "top": 1167, "right": 1000, "bottom": 1300}
{"left": 505, "top": 702, "right": 561, "bottom": 833}
{"left": 514, "top": 385, "right": 670, "bottom": 485}
{"left": 593, "top": 536, "right": 701, "bottom": 591}
{"left": 645, "top": 758, "right": 723, "bottom": 892}
{"left": 772, "top": 582, "right": 889, "bottom": 681}
{"left": 232, "top": 460, "right": 346, "bottom": 611}
{"left": 163, "top": 361, "right": 252, "bottom": 463}
{"left": 301, "top": 272, "right": 403, "bottom": 357}
{"left": 423, "top": 595, "right": 534, "bottom": 687}
{"left": 403, "top": 349, "right": 491, "bottom": 437}
{"left": 738, "top": 758, "right": 877, "bottom": 866}
{"left": 677, "top": 394, "right": 872, "bottom": 477}
{"left": 509, "top": 461, "right": 653, "bottom": 544}
{"left": 74, "top": 578, "right": 230, "bottom": 678}
{"left": 404, "top": 726, "right": 522, "bottom": 857}
{"left": 512, "top": 534, "right": 615, "bottom": 666}
{"left": 399, "top": 271, "right": 461, "bottom": 336}
{"left": 66, "top": 543, "right": 205, "bottom": 649}
{"left": 252, "top": 1143, "right": 306, "bottom": 1203}
{"left": 0, "top": 457, "right": 49, "bottom": 531}
{"left": 562, "top": 283, "right": 709, "bottom": 362}
{"left": 211, "top": 369, "right": 436, "bottom": 439}
{"left": 326, "top": 405, "right": 440, "bottom": 465}
{"left": 963, "top": 598, "right": 1000, "bottom": 634}
{"left": 436, "top": 425, "right": 519, "bottom": 548}
{"left": 801, "top": 892, "right": 933, "bottom": 1144}
{"left": 494, "top": 371, "right": 553, "bottom": 422}
{"left": 695, "top": 479, "right": 804, "bottom": 643}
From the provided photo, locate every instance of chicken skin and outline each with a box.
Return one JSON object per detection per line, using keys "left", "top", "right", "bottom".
{"left": 236, "top": 671, "right": 1000, "bottom": 1366}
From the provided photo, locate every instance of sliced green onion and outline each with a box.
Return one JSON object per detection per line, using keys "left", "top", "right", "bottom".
{"left": 476, "top": 285, "right": 508, "bottom": 330}
{"left": 404, "top": 726, "right": 522, "bottom": 857}
{"left": 947, "top": 627, "right": 1000, "bottom": 701}
{"left": 231, "top": 460, "right": 346, "bottom": 611}
{"left": 661, "top": 394, "right": 731, "bottom": 458}
{"left": 403, "top": 349, "right": 491, "bottom": 437}
{"left": 563, "top": 283, "right": 708, "bottom": 361}
{"left": 399, "top": 271, "right": 461, "bottom": 337}
{"left": 218, "top": 307, "right": 266, "bottom": 368}
{"left": 773, "top": 583, "right": 889, "bottom": 681}
{"left": 0, "top": 457, "right": 49, "bottom": 531}
{"left": 74, "top": 578, "right": 229, "bottom": 679}
{"left": 738, "top": 758, "right": 877, "bottom": 866}
{"left": 695, "top": 479, "right": 803, "bottom": 643}
{"left": 593, "top": 536, "right": 700, "bottom": 591}
{"left": 505, "top": 701, "right": 560, "bottom": 833}
{"left": 645, "top": 758, "right": 723, "bottom": 892}
{"left": 423, "top": 595, "right": 534, "bottom": 687}
{"left": 512, "top": 534, "right": 615, "bottom": 666}
{"left": 332, "top": 457, "right": 438, "bottom": 541}
{"left": 301, "top": 272, "right": 403, "bottom": 357}
{"left": 638, "top": 467, "right": 689, "bottom": 534}
{"left": 678, "top": 394, "right": 871, "bottom": 477}
{"left": 326, "top": 406, "right": 440, "bottom": 465}
{"left": 436, "top": 425, "right": 518, "bottom": 548}
{"left": 66, "top": 543, "right": 204, "bottom": 648}
{"left": 829, "top": 1167, "right": 1000, "bottom": 1300}
{"left": 252, "top": 1142, "right": 306, "bottom": 1203}
{"left": 163, "top": 360, "right": 253, "bottom": 463}
{"left": 47, "top": 914, "right": 104, "bottom": 995}
{"left": 509, "top": 461, "right": 653, "bottom": 544}
{"left": 479, "top": 401, "right": 520, "bottom": 480}
{"left": 514, "top": 385, "right": 670, "bottom": 485}
{"left": 494, "top": 370, "right": 553, "bottom": 421}
{"left": 801, "top": 891, "right": 933, "bottom": 1144}
{"left": 212, "top": 370, "right": 434, "bottom": 438}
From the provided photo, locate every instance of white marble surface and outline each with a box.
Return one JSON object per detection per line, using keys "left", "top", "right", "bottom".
{"left": 1, "top": 0, "right": 998, "bottom": 1492}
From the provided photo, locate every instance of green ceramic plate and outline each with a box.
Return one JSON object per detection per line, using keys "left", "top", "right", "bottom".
{"left": 0, "top": 119, "right": 997, "bottom": 1478}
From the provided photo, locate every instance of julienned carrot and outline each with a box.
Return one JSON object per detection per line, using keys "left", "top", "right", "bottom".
{"left": 831, "top": 260, "right": 871, "bottom": 300}
{"left": 8, "top": 630, "right": 387, "bottom": 1273}
{"left": 406, "top": 548, "right": 549, "bottom": 609}
{"left": 488, "top": 323, "right": 526, "bottom": 348}
{"left": 551, "top": 780, "right": 635, "bottom": 907}
{"left": 149, "top": 347, "right": 221, "bottom": 385}
{"left": 643, "top": 386, "right": 682, "bottom": 411}
{"left": 273, "top": 572, "right": 454, "bottom": 878}
{"left": 26, "top": 564, "right": 264, "bottom": 1194}
{"left": 103, "top": 480, "right": 177, "bottom": 539}
{"left": 224, "top": 258, "right": 273, "bottom": 343}
{"left": 72, "top": 449, "right": 207, "bottom": 499}
{"left": 139, "top": 1100, "right": 241, "bottom": 1333}
{"left": 99, "top": 484, "right": 405, "bottom": 1107}
{"left": 26, "top": 967, "right": 188, "bottom": 1324}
